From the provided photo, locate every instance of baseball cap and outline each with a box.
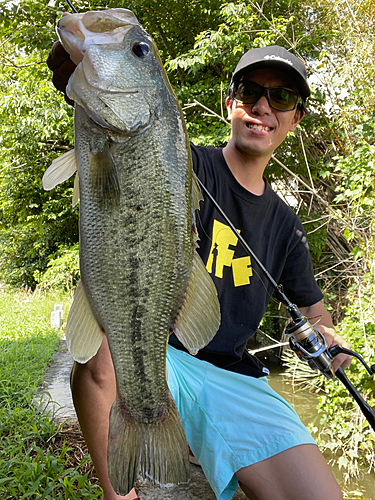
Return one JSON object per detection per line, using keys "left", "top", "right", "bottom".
{"left": 231, "top": 46, "right": 310, "bottom": 100}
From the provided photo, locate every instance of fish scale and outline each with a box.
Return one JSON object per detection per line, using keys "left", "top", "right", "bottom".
{"left": 44, "top": 8, "right": 220, "bottom": 496}
{"left": 76, "top": 103, "right": 191, "bottom": 419}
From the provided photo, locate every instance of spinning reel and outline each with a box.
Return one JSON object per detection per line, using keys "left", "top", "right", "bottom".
{"left": 197, "top": 176, "right": 375, "bottom": 432}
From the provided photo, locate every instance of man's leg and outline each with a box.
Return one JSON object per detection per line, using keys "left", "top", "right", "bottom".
{"left": 70, "top": 336, "right": 138, "bottom": 500}
{"left": 235, "top": 443, "right": 343, "bottom": 500}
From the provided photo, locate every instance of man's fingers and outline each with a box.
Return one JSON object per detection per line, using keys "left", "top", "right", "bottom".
{"left": 46, "top": 40, "right": 76, "bottom": 105}
{"left": 332, "top": 353, "right": 352, "bottom": 372}
{"left": 46, "top": 41, "right": 70, "bottom": 70}
{"left": 51, "top": 57, "right": 76, "bottom": 93}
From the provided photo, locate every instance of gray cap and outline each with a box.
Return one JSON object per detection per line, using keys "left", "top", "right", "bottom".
{"left": 231, "top": 45, "right": 310, "bottom": 99}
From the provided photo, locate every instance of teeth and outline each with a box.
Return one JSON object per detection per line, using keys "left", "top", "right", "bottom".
{"left": 247, "top": 123, "right": 271, "bottom": 131}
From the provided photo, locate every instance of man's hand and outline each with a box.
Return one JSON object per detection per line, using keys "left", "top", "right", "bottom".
{"left": 46, "top": 41, "right": 76, "bottom": 105}
{"left": 300, "top": 301, "right": 352, "bottom": 372}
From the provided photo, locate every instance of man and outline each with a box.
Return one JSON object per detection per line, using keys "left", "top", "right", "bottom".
{"left": 47, "top": 41, "right": 351, "bottom": 500}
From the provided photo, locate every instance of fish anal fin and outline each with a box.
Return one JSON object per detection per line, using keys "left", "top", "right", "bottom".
{"left": 108, "top": 392, "right": 190, "bottom": 494}
{"left": 66, "top": 280, "right": 104, "bottom": 363}
{"left": 173, "top": 252, "right": 220, "bottom": 355}
{"left": 43, "top": 149, "right": 77, "bottom": 191}
{"left": 89, "top": 141, "right": 120, "bottom": 206}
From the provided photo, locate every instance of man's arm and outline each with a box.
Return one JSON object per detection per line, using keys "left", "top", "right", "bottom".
{"left": 300, "top": 301, "right": 352, "bottom": 372}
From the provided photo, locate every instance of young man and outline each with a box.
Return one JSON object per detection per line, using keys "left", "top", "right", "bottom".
{"left": 47, "top": 42, "right": 351, "bottom": 500}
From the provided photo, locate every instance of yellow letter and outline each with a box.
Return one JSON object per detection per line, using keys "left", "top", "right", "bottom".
{"left": 232, "top": 256, "right": 253, "bottom": 287}
{"left": 206, "top": 220, "right": 238, "bottom": 278}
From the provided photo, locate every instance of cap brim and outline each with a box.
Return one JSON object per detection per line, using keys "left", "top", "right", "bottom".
{"left": 233, "top": 60, "right": 310, "bottom": 99}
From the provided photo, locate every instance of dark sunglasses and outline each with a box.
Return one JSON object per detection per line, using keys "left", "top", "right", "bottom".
{"left": 231, "top": 81, "right": 303, "bottom": 112}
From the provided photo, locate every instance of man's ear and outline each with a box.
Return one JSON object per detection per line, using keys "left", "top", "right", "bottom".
{"left": 225, "top": 96, "right": 233, "bottom": 120}
{"left": 289, "top": 107, "right": 305, "bottom": 132}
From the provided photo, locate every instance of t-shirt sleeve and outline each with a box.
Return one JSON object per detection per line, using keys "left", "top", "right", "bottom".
{"left": 278, "top": 220, "right": 323, "bottom": 308}
{"left": 191, "top": 143, "right": 206, "bottom": 183}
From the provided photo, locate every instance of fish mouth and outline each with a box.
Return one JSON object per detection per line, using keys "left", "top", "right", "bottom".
{"left": 57, "top": 9, "right": 140, "bottom": 65}
{"left": 57, "top": 8, "right": 140, "bottom": 33}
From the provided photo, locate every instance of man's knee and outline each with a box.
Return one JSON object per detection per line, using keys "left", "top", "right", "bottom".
{"left": 70, "top": 337, "right": 115, "bottom": 389}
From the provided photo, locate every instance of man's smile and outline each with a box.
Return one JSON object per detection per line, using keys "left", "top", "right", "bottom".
{"left": 246, "top": 122, "right": 272, "bottom": 132}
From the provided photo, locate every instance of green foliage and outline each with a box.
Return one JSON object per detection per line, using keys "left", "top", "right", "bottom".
{"left": 1, "top": 0, "right": 375, "bottom": 492}
{"left": 314, "top": 308, "right": 375, "bottom": 488}
{"left": 34, "top": 243, "right": 80, "bottom": 292}
{"left": 0, "top": 36, "right": 78, "bottom": 287}
{"left": 0, "top": 288, "right": 100, "bottom": 499}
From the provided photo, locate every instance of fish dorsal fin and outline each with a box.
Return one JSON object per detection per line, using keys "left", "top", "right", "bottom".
{"left": 89, "top": 141, "right": 120, "bottom": 206}
{"left": 173, "top": 252, "right": 220, "bottom": 355}
{"left": 191, "top": 171, "right": 204, "bottom": 248}
{"left": 42, "top": 149, "right": 77, "bottom": 190}
{"left": 72, "top": 172, "right": 80, "bottom": 207}
{"left": 192, "top": 171, "right": 203, "bottom": 212}
{"left": 66, "top": 280, "right": 104, "bottom": 363}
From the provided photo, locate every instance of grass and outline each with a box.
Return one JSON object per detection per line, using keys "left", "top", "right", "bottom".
{"left": 0, "top": 286, "right": 102, "bottom": 499}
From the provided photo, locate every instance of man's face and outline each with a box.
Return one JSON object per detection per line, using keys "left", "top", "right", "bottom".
{"left": 226, "top": 68, "right": 304, "bottom": 161}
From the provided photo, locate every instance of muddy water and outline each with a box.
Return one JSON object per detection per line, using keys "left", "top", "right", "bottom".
{"left": 269, "top": 368, "right": 375, "bottom": 499}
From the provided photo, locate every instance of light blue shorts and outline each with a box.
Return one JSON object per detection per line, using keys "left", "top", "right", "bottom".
{"left": 166, "top": 345, "right": 317, "bottom": 500}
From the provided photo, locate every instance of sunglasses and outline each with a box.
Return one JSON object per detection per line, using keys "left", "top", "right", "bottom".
{"left": 232, "top": 81, "right": 303, "bottom": 112}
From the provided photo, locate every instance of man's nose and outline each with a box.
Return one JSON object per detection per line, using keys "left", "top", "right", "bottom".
{"left": 251, "top": 93, "right": 271, "bottom": 114}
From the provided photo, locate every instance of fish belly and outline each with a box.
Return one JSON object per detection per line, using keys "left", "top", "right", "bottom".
{"left": 76, "top": 105, "right": 191, "bottom": 493}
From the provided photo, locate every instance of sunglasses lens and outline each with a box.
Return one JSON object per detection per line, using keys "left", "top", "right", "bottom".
{"left": 233, "top": 82, "right": 301, "bottom": 111}
{"left": 268, "top": 88, "right": 298, "bottom": 110}
{"left": 234, "top": 82, "right": 262, "bottom": 104}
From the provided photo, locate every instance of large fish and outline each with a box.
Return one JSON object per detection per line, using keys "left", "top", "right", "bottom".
{"left": 43, "top": 8, "right": 220, "bottom": 495}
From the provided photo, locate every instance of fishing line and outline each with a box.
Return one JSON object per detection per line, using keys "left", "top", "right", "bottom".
{"left": 196, "top": 184, "right": 275, "bottom": 301}
{"left": 196, "top": 176, "right": 282, "bottom": 293}
{"left": 66, "top": 0, "right": 78, "bottom": 13}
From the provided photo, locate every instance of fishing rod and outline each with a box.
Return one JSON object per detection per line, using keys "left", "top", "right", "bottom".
{"left": 196, "top": 175, "right": 375, "bottom": 432}
{"left": 63, "top": 0, "right": 375, "bottom": 432}
{"left": 66, "top": 0, "right": 78, "bottom": 13}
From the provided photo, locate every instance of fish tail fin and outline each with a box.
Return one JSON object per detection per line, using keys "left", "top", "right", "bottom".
{"left": 108, "top": 394, "right": 190, "bottom": 495}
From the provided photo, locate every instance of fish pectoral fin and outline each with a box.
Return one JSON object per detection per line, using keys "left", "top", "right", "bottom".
{"left": 89, "top": 141, "right": 120, "bottom": 205}
{"left": 72, "top": 172, "right": 79, "bottom": 207}
{"left": 42, "top": 149, "right": 77, "bottom": 190}
{"left": 173, "top": 252, "right": 220, "bottom": 355}
{"left": 66, "top": 280, "right": 104, "bottom": 363}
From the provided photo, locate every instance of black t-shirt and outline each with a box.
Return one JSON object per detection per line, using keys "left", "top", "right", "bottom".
{"left": 169, "top": 145, "right": 323, "bottom": 377}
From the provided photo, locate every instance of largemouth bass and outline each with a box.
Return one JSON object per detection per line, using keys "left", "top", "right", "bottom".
{"left": 43, "top": 8, "right": 220, "bottom": 495}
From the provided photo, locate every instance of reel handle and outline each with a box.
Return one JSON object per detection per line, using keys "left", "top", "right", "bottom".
{"left": 334, "top": 366, "right": 375, "bottom": 432}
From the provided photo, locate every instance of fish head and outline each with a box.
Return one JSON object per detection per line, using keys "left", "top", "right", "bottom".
{"left": 57, "top": 9, "right": 173, "bottom": 135}
{"left": 57, "top": 8, "right": 140, "bottom": 65}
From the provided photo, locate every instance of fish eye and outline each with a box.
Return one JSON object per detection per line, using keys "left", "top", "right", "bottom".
{"left": 132, "top": 41, "right": 151, "bottom": 58}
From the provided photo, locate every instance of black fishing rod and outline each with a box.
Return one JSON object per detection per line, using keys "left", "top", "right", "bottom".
{"left": 66, "top": 0, "right": 78, "bottom": 13}
{"left": 63, "top": 0, "right": 375, "bottom": 432}
{"left": 196, "top": 175, "right": 375, "bottom": 432}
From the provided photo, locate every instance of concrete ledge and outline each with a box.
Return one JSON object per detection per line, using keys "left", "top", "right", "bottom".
{"left": 136, "top": 463, "right": 247, "bottom": 499}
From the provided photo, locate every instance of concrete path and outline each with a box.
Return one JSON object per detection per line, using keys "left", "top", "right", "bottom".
{"left": 37, "top": 340, "right": 76, "bottom": 419}
{"left": 37, "top": 341, "right": 247, "bottom": 499}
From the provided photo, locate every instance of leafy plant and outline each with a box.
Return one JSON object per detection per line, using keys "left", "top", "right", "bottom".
{"left": 0, "top": 288, "right": 101, "bottom": 499}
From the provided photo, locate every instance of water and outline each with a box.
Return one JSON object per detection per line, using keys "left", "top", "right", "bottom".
{"left": 269, "top": 367, "right": 375, "bottom": 499}
{"left": 39, "top": 344, "right": 374, "bottom": 498}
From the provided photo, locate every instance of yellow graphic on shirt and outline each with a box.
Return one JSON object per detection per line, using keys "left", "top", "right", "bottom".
{"left": 206, "top": 219, "right": 253, "bottom": 287}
